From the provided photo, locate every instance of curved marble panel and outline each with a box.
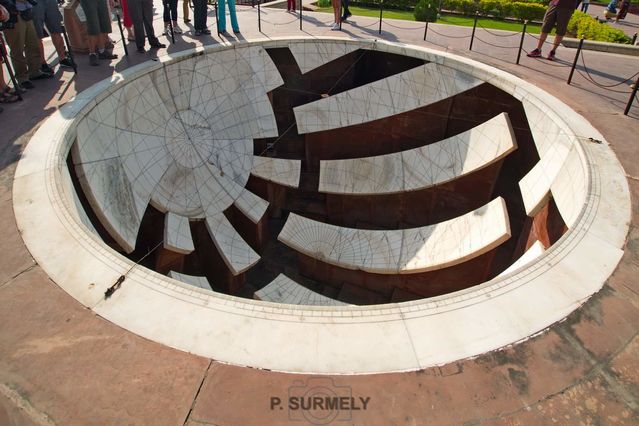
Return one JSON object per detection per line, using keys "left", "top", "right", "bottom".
{"left": 278, "top": 197, "right": 511, "bottom": 274}
{"left": 254, "top": 274, "right": 349, "bottom": 306}
{"left": 319, "top": 113, "right": 517, "bottom": 194}
{"left": 293, "top": 62, "right": 482, "bottom": 134}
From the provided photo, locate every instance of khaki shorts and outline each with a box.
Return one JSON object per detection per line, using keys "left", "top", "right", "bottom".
{"left": 541, "top": 3, "right": 574, "bottom": 37}
{"left": 79, "top": 0, "right": 112, "bottom": 35}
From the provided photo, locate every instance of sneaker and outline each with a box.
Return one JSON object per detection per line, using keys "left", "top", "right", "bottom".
{"left": 59, "top": 57, "right": 74, "bottom": 68}
{"left": 173, "top": 24, "right": 183, "bottom": 34}
{"left": 194, "top": 29, "right": 203, "bottom": 36}
{"left": 98, "top": 51, "right": 118, "bottom": 60}
{"left": 89, "top": 53, "right": 99, "bottom": 66}
{"left": 184, "top": 18, "right": 191, "bottom": 23}
{"left": 233, "top": 28, "right": 240, "bottom": 34}
{"left": 163, "top": 25, "right": 170, "bottom": 35}
{"left": 330, "top": 23, "right": 340, "bottom": 30}
{"left": 202, "top": 29, "right": 211, "bottom": 34}
{"left": 546, "top": 50, "right": 556, "bottom": 61}
{"left": 526, "top": 48, "right": 542, "bottom": 58}
{"left": 150, "top": 42, "right": 166, "bottom": 49}
{"left": 137, "top": 46, "right": 146, "bottom": 53}
{"left": 41, "top": 63, "right": 54, "bottom": 74}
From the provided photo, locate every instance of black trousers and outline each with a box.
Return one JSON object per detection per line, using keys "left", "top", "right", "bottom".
{"left": 129, "top": 0, "right": 161, "bottom": 48}
{"left": 341, "top": 0, "right": 351, "bottom": 18}
{"left": 193, "top": 0, "right": 208, "bottom": 30}
{"left": 163, "top": 0, "right": 178, "bottom": 22}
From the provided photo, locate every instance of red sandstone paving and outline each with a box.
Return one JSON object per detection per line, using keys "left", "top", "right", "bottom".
{"left": 0, "top": 268, "right": 210, "bottom": 425}
{"left": 0, "top": 194, "right": 34, "bottom": 289}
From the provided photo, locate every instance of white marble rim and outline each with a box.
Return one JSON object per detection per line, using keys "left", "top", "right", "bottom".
{"left": 13, "top": 36, "right": 631, "bottom": 374}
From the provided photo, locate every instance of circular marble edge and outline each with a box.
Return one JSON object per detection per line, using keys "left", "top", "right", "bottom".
{"left": 12, "top": 36, "right": 631, "bottom": 374}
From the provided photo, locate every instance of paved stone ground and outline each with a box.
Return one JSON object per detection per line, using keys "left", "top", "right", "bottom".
{"left": 0, "top": 3, "right": 638, "bottom": 425}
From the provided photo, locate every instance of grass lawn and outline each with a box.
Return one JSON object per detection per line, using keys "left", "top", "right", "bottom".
{"left": 313, "top": 6, "right": 542, "bottom": 33}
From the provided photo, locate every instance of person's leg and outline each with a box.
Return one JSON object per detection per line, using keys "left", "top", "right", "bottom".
{"left": 24, "top": 21, "right": 45, "bottom": 80}
{"left": 193, "top": 0, "right": 207, "bottom": 31}
{"left": 342, "top": 0, "right": 351, "bottom": 19}
{"left": 584, "top": 3, "right": 589, "bottom": 12}
{"left": 128, "top": 0, "right": 147, "bottom": 49}
{"left": 183, "top": 0, "right": 190, "bottom": 22}
{"left": 549, "top": 8, "right": 573, "bottom": 58}
{"left": 228, "top": 0, "right": 239, "bottom": 31}
{"left": 218, "top": 0, "right": 227, "bottom": 32}
{"left": 3, "top": 20, "right": 28, "bottom": 83}
{"left": 79, "top": 0, "right": 100, "bottom": 62}
{"left": 142, "top": 0, "right": 164, "bottom": 46}
{"left": 331, "top": 0, "right": 340, "bottom": 25}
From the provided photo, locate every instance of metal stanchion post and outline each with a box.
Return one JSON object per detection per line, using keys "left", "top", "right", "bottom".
{"left": 423, "top": 21, "right": 428, "bottom": 41}
{"left": 378, "top": 0, "right": 383, "bottom": 35}
{"left": 0, "top": 31, "right": 23, "bottom": 99}
{"left": 258, "top": 0, "right": 261, "bottom": 32}
{"left": 567, "top": 37, "right": 584, "bottom": 85}
{"left": 516, "top": 20, "right": 527, "bottom": 65}
{"left": 115, "top": 11, "right": 129, "bottom": 56}
{"left": 623, "top": 75, "right": 639, "bottom": 116}
{"left": 60, "top": 24, "right": 78, "bottom": 73}
{"left": 163, "top": 0, "right": 176, "bottom": 43}
{"left": 632, "top": 33, "right": 637, "bottom": 45}
{"left": 299, "top": 0, "right": 302, "bottom": 31}
{"left": 469, "top": 12, "right": 478, "bottom": 50}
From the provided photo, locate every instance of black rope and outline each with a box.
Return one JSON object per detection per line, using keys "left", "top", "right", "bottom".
{"left": 579, "top": 51, "right": 639, "bottom": 88}
{"left": 476, "top": 22, "right": 521, "bottom": 37}
{"left": 473, "top": 35, "right": 518, "bottom": 49}
{"left": 576, "top": 70, "right": 635, "bottom": 93}
{"left": 427, "top": 25, "right": 471, "bottom": 39}
{"left": 382, "top": 19, "right": 426, "bottom": 30}
{"left": 257, "top": 123, "right": 296, "bottom": 156}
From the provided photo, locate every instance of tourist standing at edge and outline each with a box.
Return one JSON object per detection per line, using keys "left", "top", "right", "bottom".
{"left": 527, "top": 0, "right": 576, "bottom": 60}
{"left": 32, "top": 0, "right": 73, "bottom": 72}
{"left": 163, "top": 0, "right": 183, "bottom": 35}
{"left": 128, "top": 0, "right": 166, "bottom": 53}
{"left": 192, "top": 0, "right": 209, "bottom": 35}
{"left": 78, "top": 0, "right": 118, "bottom": 65}
{"left": 287, "top": 0, "right": 295, "bottom": 13}
{"left": 0, "top": 0, "right": 51, "bottom": 86}
{"left": 580, "top": 0, "right": 590, "bottom": 12}
{"left": 218, "top": 0, "right": 240, "bottom": 34}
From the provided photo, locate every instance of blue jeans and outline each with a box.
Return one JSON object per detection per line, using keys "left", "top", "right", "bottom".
{"left": 217, "top": 0, "right": 239, "bottom": 32}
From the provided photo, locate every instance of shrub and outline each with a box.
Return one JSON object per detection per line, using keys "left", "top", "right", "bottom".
{"left": 509, "top": 1, "right": 546, "bottom": 21}
{"left": 567, "top": 11, "right": 631, "bottom": 43}
{"left": 317, "top": 0, "right": 331, "bottom": 7}
{"left": 414, "top": 0, "right": 439, "bottom": 21}
{"left": 478, "top": 0, "right": 504, "bottom": 18}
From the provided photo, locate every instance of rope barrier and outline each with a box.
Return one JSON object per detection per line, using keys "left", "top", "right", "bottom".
{"left": 426, "top": 25, "right": 471, "bottom": 39}
{"left": 382, "top": 19, "right": 425, "bottom": 30}
{"left": 476, "top": 22, "right": 521, "bottom": 38}
{"left": 576, "top": 71, "right": 635, "bottom": 93}
{"left": 579, "top": 51, "right": 639, "bottom": 89}
{"left": 473, "top": 35, "right": 518, "bottom": 49}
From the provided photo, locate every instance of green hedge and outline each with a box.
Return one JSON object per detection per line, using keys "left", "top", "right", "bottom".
{"left": 441, "top": 0, "right": 546, "bottom": 20}
{"left": 414, "top": 0, "right": 439, "bottom": 21}
{"left": 567, "top": 11, "right": 631, "bottom": 43}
